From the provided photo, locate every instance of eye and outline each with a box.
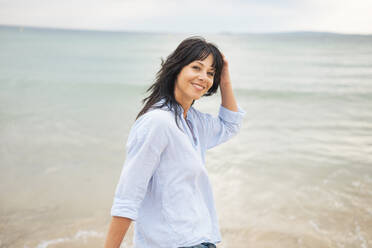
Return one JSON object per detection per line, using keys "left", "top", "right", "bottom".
{"left": 192, "top": 66, "right": 200, "bottom": 70}
{"left": 208, "top": 72, "right": 215, "bottom": 76}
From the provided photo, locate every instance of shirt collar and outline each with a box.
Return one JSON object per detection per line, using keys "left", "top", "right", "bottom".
{"left": 153, "top": 97, "right": 193, "bottom": 120}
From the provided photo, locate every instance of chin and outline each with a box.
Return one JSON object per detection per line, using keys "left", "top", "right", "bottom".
{"left": 192, "top": 94, "right": 203, "bottom": 100}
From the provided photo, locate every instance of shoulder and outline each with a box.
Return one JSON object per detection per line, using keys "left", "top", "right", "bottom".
{"left": 132, "top": 108, "right": 174, "bottom": 134}
{"left": 126, "top": 108, "right": 172, "bottom": 147}
{"left": 139, "top": 108, "right": 174, "bottom": 125}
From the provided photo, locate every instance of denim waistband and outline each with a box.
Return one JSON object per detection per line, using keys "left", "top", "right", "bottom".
{"left": 179, "top": 242, "right": 216, "bottom": 248}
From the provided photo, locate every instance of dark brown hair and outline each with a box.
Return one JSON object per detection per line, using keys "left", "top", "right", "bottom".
{"left": 136, "top": 36, "right": 224, "bottom": 127}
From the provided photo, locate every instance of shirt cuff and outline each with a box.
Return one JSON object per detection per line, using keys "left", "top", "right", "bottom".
{"left": 218, "top": 104, "right": 246, "bottom": 124}
{"left": 111, "top": 198, "right": 138, "bottom": 221}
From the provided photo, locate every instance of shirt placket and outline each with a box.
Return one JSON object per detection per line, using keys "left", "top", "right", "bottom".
{"left": 180, "top": 116, "right": 198, "bottom": 149}
{"left": 186, "top": 118, "right": 198, "bottom": 146}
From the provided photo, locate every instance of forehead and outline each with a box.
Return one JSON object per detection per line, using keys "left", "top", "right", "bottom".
{"left": 193, "top": 54, "right": 215, "bottom": 69}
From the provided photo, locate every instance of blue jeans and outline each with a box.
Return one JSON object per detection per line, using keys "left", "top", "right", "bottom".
{"left": 179, "top": 242, "right": 216, "bottom": 248}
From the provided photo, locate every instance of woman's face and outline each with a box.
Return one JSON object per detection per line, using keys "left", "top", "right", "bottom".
{"left": 174, "top": 54, "right": 215, "bottom": 105}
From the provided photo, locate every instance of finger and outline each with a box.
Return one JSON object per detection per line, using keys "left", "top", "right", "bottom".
{"left": 222, "top": 54, "right": 228, "bottom": 63}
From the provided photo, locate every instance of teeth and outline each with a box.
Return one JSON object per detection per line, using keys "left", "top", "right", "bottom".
{"left": 192, "top": 83, "right": 204, "bottom": 90}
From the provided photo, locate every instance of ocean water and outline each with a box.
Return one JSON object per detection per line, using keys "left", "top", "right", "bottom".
{"left": 0, "top": 26, "right": 372, "bottom": 248}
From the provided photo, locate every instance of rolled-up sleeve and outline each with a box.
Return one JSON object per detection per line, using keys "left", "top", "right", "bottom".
{"left": 111, "top": 114, "right": 168, "bottom": 220}
{"left": 203, "top": 104, "right": 246, "bottom": 149}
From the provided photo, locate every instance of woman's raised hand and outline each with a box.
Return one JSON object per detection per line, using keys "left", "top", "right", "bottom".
{"left": 220, "top": 53, "right": 232, "bottom": 87}
{"left": 219, "top": 53, "right": 238, "bottom": 112}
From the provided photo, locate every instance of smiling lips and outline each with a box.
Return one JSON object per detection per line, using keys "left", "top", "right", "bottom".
{"left": 191, "top": 82, "right": 205, "bottom": 91}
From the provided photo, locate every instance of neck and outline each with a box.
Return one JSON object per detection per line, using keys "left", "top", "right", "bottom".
{"left": 180, "top": 103, "right": 191, "bottom": 119}
{"left": 174, "top": 91, "right": 192, "bottom": 119}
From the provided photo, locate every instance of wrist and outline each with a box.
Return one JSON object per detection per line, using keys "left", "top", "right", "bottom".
{"left": 220, "top": 80, "right": 232, "bottom": 88}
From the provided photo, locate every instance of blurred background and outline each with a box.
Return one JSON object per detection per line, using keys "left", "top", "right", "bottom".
{"left": 0, "top": 1, "right": 372, "bottom": 247}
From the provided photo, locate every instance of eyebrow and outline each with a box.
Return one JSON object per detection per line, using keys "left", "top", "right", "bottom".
{"left": 196, "top": 61, "right": 215, "bottom": 71}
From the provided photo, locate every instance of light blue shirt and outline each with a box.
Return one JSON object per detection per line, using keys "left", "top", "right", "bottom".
{"left": 111, "top": 98, "right": 246, "bottom": 248}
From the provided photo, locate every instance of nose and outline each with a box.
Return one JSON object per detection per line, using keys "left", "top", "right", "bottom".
{"left": 198, "top": 71, "right": 207, "bottom": 81}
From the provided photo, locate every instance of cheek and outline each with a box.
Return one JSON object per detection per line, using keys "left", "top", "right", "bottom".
{"left": 207, "top": 79, "right": 214, "bottom": 90}
{"left": 188, "top": 71, "right": 198, "bottom": 81}
{"left": 176, "top": 73, "right": 188, "bottom": 88}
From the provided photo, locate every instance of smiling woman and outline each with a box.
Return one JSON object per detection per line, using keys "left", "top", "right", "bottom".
{"left": 174, "top": 54, "right": 216, "bottom": 118}
{"left": 104, "top": 36, "right": 246, "bottom": 248}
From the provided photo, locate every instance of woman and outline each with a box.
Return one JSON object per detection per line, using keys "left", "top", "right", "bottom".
{"left": 104, "top": 36, "right": 245, "bottom": 248}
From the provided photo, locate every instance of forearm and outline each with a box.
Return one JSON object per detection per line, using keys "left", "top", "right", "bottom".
{"left": 220, "top": 81, "right": 238, "bottom": 112}
{"left": 104, "top": 216, "right": 132, "bottom": 248}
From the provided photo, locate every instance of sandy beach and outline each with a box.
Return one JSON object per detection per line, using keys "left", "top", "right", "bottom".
{"left": 1, "top": 26, "right": 372, "bottom": 248}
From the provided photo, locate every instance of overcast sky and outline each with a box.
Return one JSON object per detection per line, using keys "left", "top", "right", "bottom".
{"left": 0, "top": 0, "right": 371, "bottom": 34}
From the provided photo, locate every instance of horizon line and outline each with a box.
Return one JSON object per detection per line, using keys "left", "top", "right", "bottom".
{"left": 1, "top": 24, "right": 371, "bottom": 36}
